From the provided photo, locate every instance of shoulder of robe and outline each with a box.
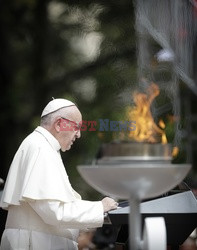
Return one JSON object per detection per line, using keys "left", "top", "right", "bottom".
{"left": 19, "top": 131, "right": 51, "bottom": 155}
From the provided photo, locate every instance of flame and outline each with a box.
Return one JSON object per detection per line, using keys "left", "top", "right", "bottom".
{"left": 127, "top": 82, "right": 167, "bottom": 144}
{"left": 172, "top": 146, "right": 179, "bottom": 157}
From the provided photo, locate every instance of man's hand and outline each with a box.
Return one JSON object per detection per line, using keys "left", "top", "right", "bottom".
{"left": 101, "top": 197, "right": 118, "bottom": 213}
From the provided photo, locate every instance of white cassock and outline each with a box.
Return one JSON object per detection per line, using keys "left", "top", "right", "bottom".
{"left": 0, "top": 126, "right": 104, "bottom": 250}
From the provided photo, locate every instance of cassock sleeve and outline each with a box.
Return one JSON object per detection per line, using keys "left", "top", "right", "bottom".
{"left": 28, "top": 199, "right": 104, "bottom": 229}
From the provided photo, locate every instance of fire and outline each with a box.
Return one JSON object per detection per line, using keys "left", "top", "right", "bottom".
{"left": 126, "top": 82, "right": 168, "bottom": 144}
{"left": 172, "top": 146, "right": 179, "bottom": 157}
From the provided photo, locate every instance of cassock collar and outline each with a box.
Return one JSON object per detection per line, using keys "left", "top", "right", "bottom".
{"left": 35, "top": 126, "right": 61, "bottom": 151}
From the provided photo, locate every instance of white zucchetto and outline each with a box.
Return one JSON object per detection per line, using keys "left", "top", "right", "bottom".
{"left": 41, "top": 98, "right": 76, "bottom": 117}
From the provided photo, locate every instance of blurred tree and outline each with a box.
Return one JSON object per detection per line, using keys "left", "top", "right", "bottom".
{"left": 0, "top": 0, "right": 137, "bottom": 198}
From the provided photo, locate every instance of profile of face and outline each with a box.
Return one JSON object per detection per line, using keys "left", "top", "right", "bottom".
{"left": 54, "top": 106, "right": 82, "bottom": 152}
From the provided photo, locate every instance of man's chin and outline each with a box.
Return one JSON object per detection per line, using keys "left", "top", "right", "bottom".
{"left": 61, "top": 145, "right": 71, "bottom": 152}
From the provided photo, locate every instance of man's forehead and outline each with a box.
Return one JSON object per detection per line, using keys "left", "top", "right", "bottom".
{"left": 63, "top": 107, "right": 82, "bottom": 120}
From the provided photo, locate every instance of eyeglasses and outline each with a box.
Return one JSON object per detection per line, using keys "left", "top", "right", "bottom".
{"left": 60, "top": 117, "right": 81, "bottom": 131}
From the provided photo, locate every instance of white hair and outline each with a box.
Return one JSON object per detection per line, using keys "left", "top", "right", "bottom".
{"left": 40, "top": 107, "right": 75, "bottom": 128}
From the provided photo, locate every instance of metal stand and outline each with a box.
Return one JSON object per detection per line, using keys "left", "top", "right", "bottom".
{"left": 129, "top": 197, "right": 142, "bottom": 250}
{"left": 78, "top": 164, "right": 191, "bottom": 250}
{"left": 129, "top": 195, "right": 166, "bottom": 250}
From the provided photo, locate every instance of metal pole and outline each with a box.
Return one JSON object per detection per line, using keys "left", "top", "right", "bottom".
{"left": 129, "top": 196, "right": 142, "bottom": 250}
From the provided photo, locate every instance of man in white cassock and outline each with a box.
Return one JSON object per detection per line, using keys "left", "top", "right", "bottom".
{"left": 0, "top": 98, "right": 118, "bottom": 250}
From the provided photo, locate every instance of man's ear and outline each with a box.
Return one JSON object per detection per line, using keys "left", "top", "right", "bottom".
{"left": 54, "top": 118, "right": 61, "bottom": 133}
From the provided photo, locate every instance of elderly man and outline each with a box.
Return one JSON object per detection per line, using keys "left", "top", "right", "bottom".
{"left": 0, "top": 98, "right": 118, "bottom": 250}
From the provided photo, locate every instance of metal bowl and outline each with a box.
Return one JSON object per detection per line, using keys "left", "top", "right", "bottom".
{"left": 78, "top": 164, "right": 191, "bottom": 200}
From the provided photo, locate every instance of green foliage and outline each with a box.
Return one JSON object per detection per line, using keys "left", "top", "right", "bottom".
{"left": 1, "top": 0, "right": 196, "bottom": 198}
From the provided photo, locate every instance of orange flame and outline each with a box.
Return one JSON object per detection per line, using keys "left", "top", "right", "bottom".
{"left": 127, "top": 83, "right": 167, "bottom": 144}
{"left": 172, "top": 146, "right": 179, "bottom": 157}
